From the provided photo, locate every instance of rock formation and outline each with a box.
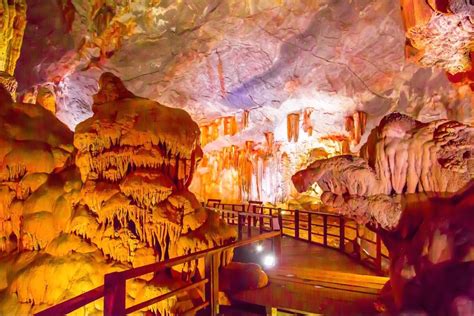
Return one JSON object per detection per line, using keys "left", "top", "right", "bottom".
{"left": 0, "top": 0, "right": 26, "bottom": 99}
{"left": 401, "top": 0, "right": 474, "bottom": 73}
{"left": 0, "top": 0, "right": 26, "bottom": 76}
{"left": 293, "top": 113, "right": 474, "bottom": 314}
{"left": 292, "top": 113, "right": 474, "bottom": 228}
{"left": 378, "top": 183, "right": 474, "bottom": 314}
{"left": 0, "top": 73, "right": 236, "bottom": 315}
{"left": 74, "top": 72, "right": 234, "bottom": 263}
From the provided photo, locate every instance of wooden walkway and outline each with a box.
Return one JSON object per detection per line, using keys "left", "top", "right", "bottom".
{"left": 230, "top": 236, "right": 388, "bottom": 315}
{"left": 38, "top": 201, "right": 389, "bottom": 316}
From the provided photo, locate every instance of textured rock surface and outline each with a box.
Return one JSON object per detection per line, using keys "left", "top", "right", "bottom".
{"left": 0, "top": 0, "right": 26, "bottom": 76}
{"left": 0, "top": 74, "right": 236, "bottom": 314}
{"left": 379, "top": 183, "right": 474, "bottom": 315}
{"left": 9, "top": 0, "right": 472, "bottom": 203}
{"left": 401, "top": 0, "right": 474, "bottom": 73}
{"left": 292, "top": 113, "right": 473, "bottom": 228}
{"left": 15, "top": 0, "right": 472, "bottom": 127}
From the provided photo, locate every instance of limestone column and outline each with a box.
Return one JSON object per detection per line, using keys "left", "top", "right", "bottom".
{"left": 0, "top": 0, "right": 27, "bottom": 99}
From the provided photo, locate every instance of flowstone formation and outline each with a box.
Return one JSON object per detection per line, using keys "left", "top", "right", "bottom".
{"left": 292, "top": 113, "right": 474, "bottom": 314}
{"left": 0, "top": 85, "right": 86, "bottom": 314}
{"left": 292, "top": 113, "right": 474, "bottom": 229}
{"left": 74, "top": 72, "right": 234, "bottom": 264}
{"left": 0, "top": 73, "right": 236, "bottom": 315}
{"left": 0, "top": 0, "right": 26, "bottom": 99}
{"left": 0, "top": 0, "right": 26, "bottom": 76}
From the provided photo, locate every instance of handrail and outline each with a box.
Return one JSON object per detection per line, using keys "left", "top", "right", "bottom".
{"left": 36, "top": 197, "right": 389, "bottom": 316}
{"left": 35, "top": 230, "right": 280, "bottom": 316}
{"left": 210, "top": 207, "right": 273, "bottom": 219}
{"left": 120, "top": 231, "right": 279, "bottom": 280}
{"left": 35, "top": 285, "right": 104, "bottom": 316}
{"left": 211, "top": 200, "right": 389, "bottom": 275}
{"left": 125, "top": 280, "right": 208, "bottom": 314}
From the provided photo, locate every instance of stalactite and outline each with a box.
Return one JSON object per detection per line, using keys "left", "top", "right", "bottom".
{"left": 303, "top": 108, "right": 314, "bottom": 136}
{"left": 223, "top": 116, "right": 237, "bottom": 136}
{"left": 242, "top": 110, "right": 250, "bottom": 129}
{"left": 345, "top": 111, "right": 367, "bottom": 145}
{"left": 287, "top": 113, "right": 300, "bottom": 142}
{"left": 264, "top": 132, "right": 274, "bottom": 153}
{"left": 200, "top": 125, "right": 209, "bottom": 147}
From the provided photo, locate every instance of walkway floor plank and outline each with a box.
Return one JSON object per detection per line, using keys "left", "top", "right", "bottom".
{"left": 231, "top": 236, "right": 386, "bottom": 315}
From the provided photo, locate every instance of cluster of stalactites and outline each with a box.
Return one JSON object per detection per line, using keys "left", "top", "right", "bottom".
{"left": 200, "top": 115, "right": 240, "bottom": 147}
{"left": 70, "top": 191, "right": 183, "bottom": 262}
{"left": 345, "top": 111, "right": 367, "bottom": 146}
{"left": 76, "top": 144, "right": 197, "bottom": 188}
{"left": 293, "top": 113, "right": 474, "bottom": 200}
{"left": 192, "top": 140, "right": 284, "bottom": 202}
{"left": 361, "top": 113, "right": 474, "bottom": 195}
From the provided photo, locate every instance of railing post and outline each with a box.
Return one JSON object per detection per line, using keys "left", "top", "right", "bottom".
{"left": 376, "top": 233, "right": 382, "bottom": 272}
{"left": 247, "top": 215, "right": 252, "bottom": 238}
{"left": 104, "top": 272, "right": 126, "bottom": 316}
{"left": 252, "top": 205, "right": 257, "bottom": 227}
{"left": 237, "top": 214, "right": 243, "bottom": 240}
{"left": 205, "top": 253, "right": 220, "bottom": 316}
{"left": 294, "top": 210, "right": 300, "bottom": 239}
{"left": 278, "top": 209, "right": 283, "bottom": 236}
{"left": 231, "top": 205, "right": 235, "bottom": 224}
{"left": 323, "top": 215, "right": 328, "bottom": 246}
{"left": 339, "top": 217, "right": 345, "bottom": 251}
{"left": 308, "top": 213, "right": 312, "bottom": 242}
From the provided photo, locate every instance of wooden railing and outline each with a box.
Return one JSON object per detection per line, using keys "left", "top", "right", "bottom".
{"left": 212, "top": 201, "right": 389, "bottom": 275}
{"left": 36, "top": 200, "right": 388, "bottom": 315}
{"left": 35, "top": 208, "right": 280, "bottom": 316}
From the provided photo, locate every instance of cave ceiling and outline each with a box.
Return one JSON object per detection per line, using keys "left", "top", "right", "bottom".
{"left": 14, "top": 0, "right": 472, "bottom": 143}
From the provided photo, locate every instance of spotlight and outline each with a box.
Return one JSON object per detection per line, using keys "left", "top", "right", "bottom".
{"left": 255, "top": 244, "right": 264, "bottom": 253}
{"left": 262, "top": 254, "right": 276, "bottom": 268}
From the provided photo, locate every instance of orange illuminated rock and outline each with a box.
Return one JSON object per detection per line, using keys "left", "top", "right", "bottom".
{"left": 401, "top": 0, "right": 474, "bottom": 73}
{"left": 36, "top": 86, "right": 56, "bottom": 114}
{"left": 0, "top": 74, "right": 236, "bottom": 315}
{"left": 0, "top": 0, "right": 26, "bottom": 76}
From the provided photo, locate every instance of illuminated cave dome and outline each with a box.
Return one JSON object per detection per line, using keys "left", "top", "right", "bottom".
{"left": 11, "top": 0, "right": 471, "bottom": 204}
{"left": 0, "top": 0, "right": 473, "bottom": 315}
